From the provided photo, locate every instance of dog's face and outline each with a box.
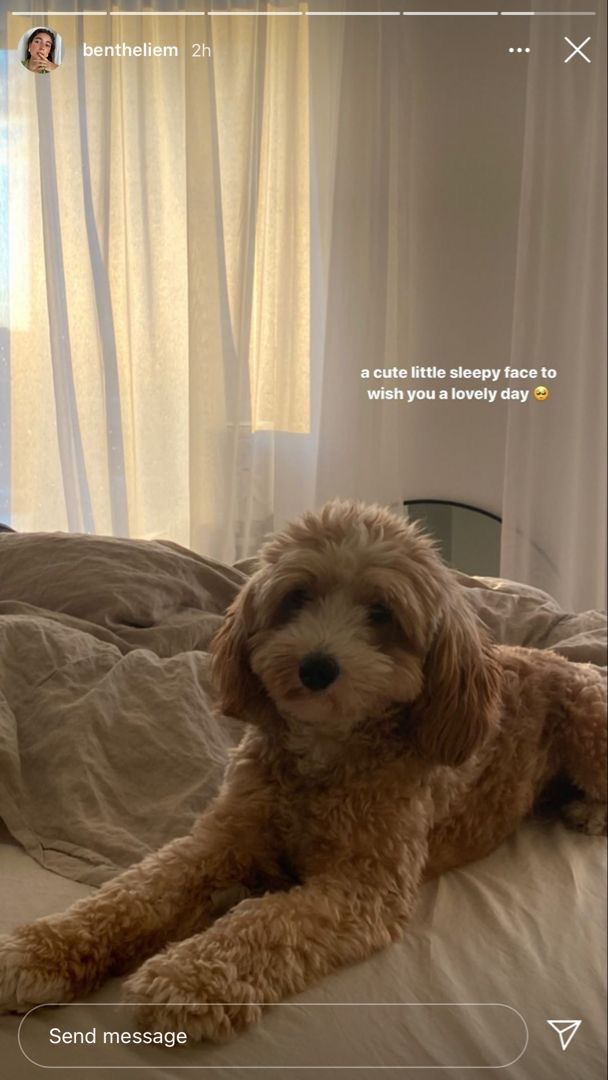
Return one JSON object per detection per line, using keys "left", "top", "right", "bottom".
{"left": 236, "top": 511, "right": 437, "bottom": 732}
{"left": 212, "top": 501, "right": 500, "bottom": 766}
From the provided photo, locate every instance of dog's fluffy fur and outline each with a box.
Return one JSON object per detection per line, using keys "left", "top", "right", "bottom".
{"left": 0, "top": 500, "right": 606, "bottom": 1041}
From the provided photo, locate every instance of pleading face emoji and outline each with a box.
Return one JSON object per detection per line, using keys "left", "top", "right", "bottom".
{"left": 533, "top": 386, "right": 550, "bottom": 402}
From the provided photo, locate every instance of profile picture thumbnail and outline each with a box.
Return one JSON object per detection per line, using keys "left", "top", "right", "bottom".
{"left": 18, "top": 27, "right": 63, "bottom": 74}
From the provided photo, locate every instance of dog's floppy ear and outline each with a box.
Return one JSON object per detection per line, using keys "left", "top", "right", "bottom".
{"left": 410, "top": 589, "right": 501, "bottom": 767}
{"left": 210, "top": 578, "right": 261, "bottom": 718}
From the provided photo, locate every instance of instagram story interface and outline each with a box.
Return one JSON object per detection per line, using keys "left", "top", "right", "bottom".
{"left": 0, "top": 2, "right": 605, "bottom": 1079}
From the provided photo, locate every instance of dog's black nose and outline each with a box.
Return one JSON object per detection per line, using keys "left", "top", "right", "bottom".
{"left": 298, "top": 652, "right": 340, "bottom": 692}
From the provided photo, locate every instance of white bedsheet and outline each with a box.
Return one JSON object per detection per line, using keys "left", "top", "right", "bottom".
{"left": 0, "top": 820, "right": 605, "bottom": 1079}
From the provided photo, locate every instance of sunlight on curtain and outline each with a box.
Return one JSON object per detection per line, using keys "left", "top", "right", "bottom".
{"left": 5, "top": 10, "right": 309, "bottom": 554}
{"left": 249, "top": 12, "right": 310, "bottom": 433}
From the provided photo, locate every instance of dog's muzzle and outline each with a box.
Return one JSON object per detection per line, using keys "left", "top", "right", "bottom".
{"left": 298, "top": 652, "right": 340, "bottom": 692}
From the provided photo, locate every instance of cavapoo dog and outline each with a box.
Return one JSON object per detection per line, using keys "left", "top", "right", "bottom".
{"left": 0, "top": 500, "right": 606, "bottom": 1041}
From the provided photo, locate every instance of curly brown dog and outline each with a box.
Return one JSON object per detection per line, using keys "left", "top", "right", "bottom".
{"left": 0, "top": 500, "right": 605, "bottom": 1041}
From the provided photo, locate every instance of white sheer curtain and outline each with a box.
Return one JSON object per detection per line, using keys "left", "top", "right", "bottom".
{"left": 500, "top": 3, "right": 607, "bottom": 610}
{"left": 4, "top": 5, "right": 605, "bottom": 610}
{"left": 6, "top": 6, "right": 309, "bottom": 562}
{"left": 311, "top": 12, "right": 412, "bottom": 509}
{"left": 271, "top": 7, "right": 414, "bottom": 527}
{"left": 307, "top": 7, "right": 606, "bottom": 611}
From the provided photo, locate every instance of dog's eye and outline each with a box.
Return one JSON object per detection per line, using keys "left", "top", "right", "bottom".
{"left": 368, "top": 603, "right": 393, "bottom": 626}
{"left": 282, "top": 588, "right": 311, "bottom": 616}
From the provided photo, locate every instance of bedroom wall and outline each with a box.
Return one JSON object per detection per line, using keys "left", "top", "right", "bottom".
{"left": 397, "top": 16, "right": 528, "bottom": 518}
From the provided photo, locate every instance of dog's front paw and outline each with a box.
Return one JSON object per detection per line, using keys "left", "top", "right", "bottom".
{"left": 123, "top": 953, "right": 263, "bottom": 1043}
{"left": 0, "top": 932, "right": 76, "bottom": 1014}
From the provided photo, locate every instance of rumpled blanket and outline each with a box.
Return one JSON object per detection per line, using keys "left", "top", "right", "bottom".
{"left": 0, "top": 531, "right": 605, "bottom": 886}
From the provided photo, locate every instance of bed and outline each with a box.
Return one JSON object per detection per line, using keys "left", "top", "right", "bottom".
{"left": 0, "top": 530, "right": 605, "bottom": 1079}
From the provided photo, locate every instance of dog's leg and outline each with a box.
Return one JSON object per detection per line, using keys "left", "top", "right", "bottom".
{"left": 0, "top": 792, "right": 278, "bottom": 1013}
{"left": 123, "top": 858, "right": 423, "bottom": 1043}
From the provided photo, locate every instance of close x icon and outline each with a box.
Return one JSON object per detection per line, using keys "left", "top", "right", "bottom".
{"left": 563, "top": 36, "right": 591, "bottom": 63}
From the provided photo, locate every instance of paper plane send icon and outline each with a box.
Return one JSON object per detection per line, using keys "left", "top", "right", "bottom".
{"left": 547, "top": 1020, "right": 582, "bottom": 1051}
